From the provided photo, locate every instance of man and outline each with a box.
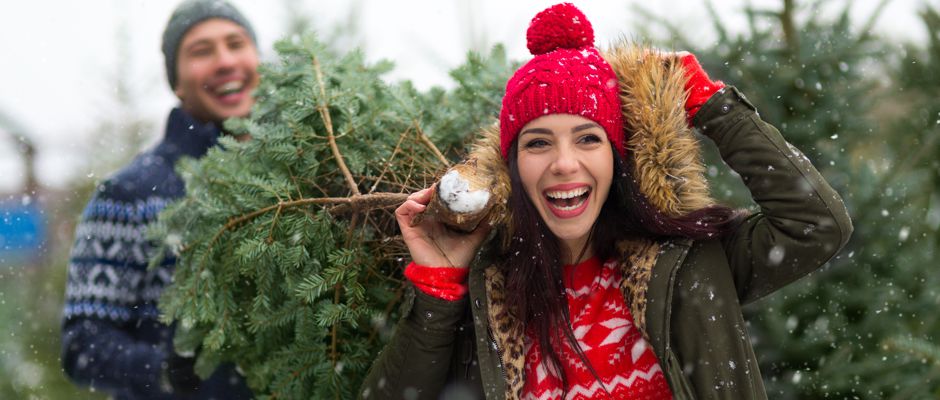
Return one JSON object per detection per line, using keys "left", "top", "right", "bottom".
{"left": 61, "top": 1, "right": 259, "bottom": 398}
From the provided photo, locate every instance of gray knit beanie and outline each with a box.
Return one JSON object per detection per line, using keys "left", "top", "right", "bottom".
{"left": 161, "top": 0, "right": 257, "bottom": 89}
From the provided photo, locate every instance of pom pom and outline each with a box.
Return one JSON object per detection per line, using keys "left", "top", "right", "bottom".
{"left": 526, "top": 3, "right": 594, "bottom": 55}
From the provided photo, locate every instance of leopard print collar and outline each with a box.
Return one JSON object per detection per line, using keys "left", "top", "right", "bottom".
{"left": 482, "top": 237, "right": 662, "bottom": 399}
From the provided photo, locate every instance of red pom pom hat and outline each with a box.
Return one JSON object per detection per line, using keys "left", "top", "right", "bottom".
{"left": 499, "top": 3, "right": 624, "bottom": 159}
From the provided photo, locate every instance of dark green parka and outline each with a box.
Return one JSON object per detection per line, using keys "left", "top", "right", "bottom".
{"left": 360, "top": 44, "right": 853, "bottom": 400}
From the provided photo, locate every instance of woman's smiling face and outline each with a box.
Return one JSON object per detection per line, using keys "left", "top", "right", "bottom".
{"left": 516, "top": 114, "right": 614, "bottom": 259}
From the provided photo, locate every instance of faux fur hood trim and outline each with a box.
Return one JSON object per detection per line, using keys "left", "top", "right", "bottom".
{"left": 473, "top": 127, "right": 512, "bottom": 246}
{"left": 604, "top": 42, "right": 716, "bottom": 216}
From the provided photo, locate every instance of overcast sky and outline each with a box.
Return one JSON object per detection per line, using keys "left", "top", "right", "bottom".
{"left": 0, "top": 0, "right": 928, "bottom": 193}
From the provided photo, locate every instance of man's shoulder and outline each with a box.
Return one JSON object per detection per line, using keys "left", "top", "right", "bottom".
{"left": 79, "top": 148, "right": 183, "bottom": 224}
{"left": 97, "top": 149, "right": 182, "bottom": 202}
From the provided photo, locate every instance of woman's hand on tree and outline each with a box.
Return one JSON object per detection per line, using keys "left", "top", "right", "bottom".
{"left": 396, "top": 186, "right": 490, "bottom": 268}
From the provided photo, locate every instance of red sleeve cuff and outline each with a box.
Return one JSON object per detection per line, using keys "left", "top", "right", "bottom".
{"left": 404, "top": 262, "right": 470, "bottom": 301}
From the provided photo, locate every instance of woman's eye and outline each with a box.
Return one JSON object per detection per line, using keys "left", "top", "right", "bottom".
{"left": 524, "top": 139, "right": 549, "bottom": 149}
{"left": 578, "top": 134, "right": 602, "bottom": 144}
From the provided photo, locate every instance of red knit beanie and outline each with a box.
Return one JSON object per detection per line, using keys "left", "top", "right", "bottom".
{"left": 499, "top": 3, "right": 624, "bottom": 159}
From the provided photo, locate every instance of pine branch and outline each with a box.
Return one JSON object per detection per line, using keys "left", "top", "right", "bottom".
{"left": 414, "top": 120, "right": 451, "bottom": 167}
{"left": 358, "top": 174, "right": 422, "bottom": 193}
{"left": 286, "top": 165, "right": 305, "bottom": 200}
{"left": 232, "top": 194, "right": 406, "bottom": 234}
{"left": 313, "top": 56, "right": 361, "bottom": 196}
{"left": 189, "top": 193, "right": 407, "bottom": 301}
{"left": 369, "top": 127, "right": 412, "bottom": 194}
{"left": 330, "top": 292, "right": 340, "bottom": 369}
{"left": 267, "top": 203, "right": 283, "bottom": 244}
{"left": 271, "top": 359, "right": 315, "bottom": 400}
{"left": 883, "top": 336, "right": 940, "bottom": 367}
{"left": 332, "top": 215, "right": 359, "bottom": 369}
{"left": 856, "top": 0, "right": 890, "bottom": 44}
{"left": 854, "top": 126, "right": 940, "bottom": 219}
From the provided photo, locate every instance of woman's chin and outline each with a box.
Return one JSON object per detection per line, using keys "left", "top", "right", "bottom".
{"left": 545, "top": 224, "right": 592, "bottom": 248}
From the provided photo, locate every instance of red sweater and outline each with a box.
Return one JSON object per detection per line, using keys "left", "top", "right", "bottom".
{"left": 405, "top": 257, "right": 673, "bottom": 399}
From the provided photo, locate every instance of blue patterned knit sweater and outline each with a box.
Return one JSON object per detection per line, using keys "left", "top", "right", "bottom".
{"left": 61, "top": 108, "right": 251, "bottom": 399}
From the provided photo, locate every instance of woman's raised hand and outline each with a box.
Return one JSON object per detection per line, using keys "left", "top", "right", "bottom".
{"left": 395, "top": 186, "right": 491, "bottom": 268}
{"left": 675, "top": 51, "right": 726, "bottom": 125}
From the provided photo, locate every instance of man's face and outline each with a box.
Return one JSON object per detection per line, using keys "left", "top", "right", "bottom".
{"left": 174, "top": 18, "right": 259, "bottom": 123}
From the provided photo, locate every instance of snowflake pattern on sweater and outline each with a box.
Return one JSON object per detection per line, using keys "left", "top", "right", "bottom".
{"left": 62, "top": 108, "right": 217, "bottom": 323}
{"left": 521, "top": 257, "right": 673, "bottom": 400}
{"left": 64, "top": 195, "right": 175, "bottom": 321}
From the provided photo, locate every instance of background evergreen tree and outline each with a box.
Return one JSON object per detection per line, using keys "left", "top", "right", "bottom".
{"left": 878, "top": 4, "right": 940, "bottom": 395}
{"left": 637, "top": 0, "right": 939, "bottom": 398}
{"left": 0, "top": 16, "right": 150, "bottom": 399}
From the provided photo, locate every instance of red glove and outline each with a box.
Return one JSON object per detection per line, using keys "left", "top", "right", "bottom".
{"left": 404, "top": 262, "right": 469, "bottom": 301}
{"left": 679, "top": 52, "right": 725, "bottom": 125}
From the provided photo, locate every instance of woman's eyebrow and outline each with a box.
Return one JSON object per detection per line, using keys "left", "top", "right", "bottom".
{"left": 571, "top": 123, "right": 600, "bottom": 133}
{"left": 520, "top": 127, "right": 553, "bottom": 136}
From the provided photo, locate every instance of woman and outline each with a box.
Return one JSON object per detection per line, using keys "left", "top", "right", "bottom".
{"left": 361, "top": 3, "right": 852, "bottom": 399}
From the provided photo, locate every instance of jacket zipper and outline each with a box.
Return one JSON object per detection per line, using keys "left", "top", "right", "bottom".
{"left": 486, "top": 326, "right": 511, "bottom": 387}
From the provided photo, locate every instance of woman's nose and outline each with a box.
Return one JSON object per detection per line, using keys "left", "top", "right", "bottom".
{"left": 550, "top": 145, "right": 580, "bottom": 175}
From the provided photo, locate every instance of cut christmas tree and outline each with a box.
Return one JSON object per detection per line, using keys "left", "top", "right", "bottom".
{"left": 149, "top": 34, "right": 515, "bottom": 399}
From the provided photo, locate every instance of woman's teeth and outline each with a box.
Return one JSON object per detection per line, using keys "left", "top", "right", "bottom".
{"left": 545, "top": 186, "right": 588, "bottom": 199}
{"left": 545, "top": 187, "right": 590, "bottom": 210}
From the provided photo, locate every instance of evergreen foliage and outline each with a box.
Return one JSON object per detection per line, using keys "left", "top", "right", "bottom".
{"left": 150, "top": 34, "right": 513, "bottom": 398}
{"left": 639, "top": 1, "right": 940, "bottom": 398}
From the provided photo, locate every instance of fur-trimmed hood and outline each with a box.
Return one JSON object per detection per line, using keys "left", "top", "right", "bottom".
{"left": 469, "top": 41, "right": 720, "bottom": 400}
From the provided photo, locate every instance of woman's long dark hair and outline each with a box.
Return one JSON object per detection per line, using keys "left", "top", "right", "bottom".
{"left": 501, "top": 141, "right": 743, "bottom": 391}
